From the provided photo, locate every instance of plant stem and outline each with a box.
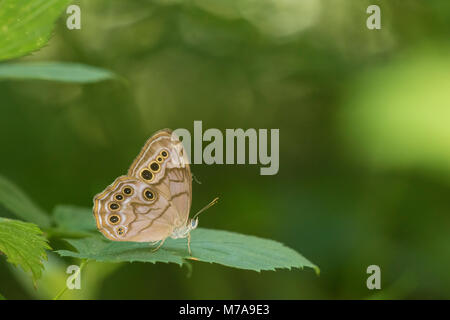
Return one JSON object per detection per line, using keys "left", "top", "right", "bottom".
{"left": 53, "top": 259, "right": 88, "bottom": 300}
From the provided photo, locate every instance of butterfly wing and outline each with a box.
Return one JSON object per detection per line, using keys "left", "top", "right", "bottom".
{"left": 93, "top": 129, "right": 192, "bottom": 242}
{"left": 128, "top": 129, "right": 192, "bottom": 228}
{"left": 93, "top": 176, "right": 177, "bottom": 241}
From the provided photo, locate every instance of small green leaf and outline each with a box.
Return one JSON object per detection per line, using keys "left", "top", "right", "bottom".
{"left": 0, "top": 175, "right": 51, "bottom": 227}
{"left": 56, "top": 228, "right": 318, "bottom": 273}
{"left": 0, "top": 292, "right": 5, "bottom": 300}
{"left": 52, "top": 205, "right": 97, "bottom": 233}
{"left": 0, "top": 218, "right": 51, "bottom": 283}
{"left": 0, "top": 0, "right": 72, "bottom": 61}
{"left": 0, "top": 62, "right": 117, "bottom": 83}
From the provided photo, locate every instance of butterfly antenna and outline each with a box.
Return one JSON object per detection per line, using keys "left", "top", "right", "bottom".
{"left": 193, "top": 197, "right": 219, "bottom": 220}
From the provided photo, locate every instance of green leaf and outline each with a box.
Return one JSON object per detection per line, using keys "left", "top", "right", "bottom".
{"left": 57, "top": 235, "right": 185, "bottom": 266}
{"left": 53, "top": 206, "right": 318, "bottom": 272}
{"left": 0, "top": 62, "right": 117, "bottom": 83}
{"left": 0, "top": 293, "right": 5, "bottom": 300}
{"left": 0, "top": 175, "right": 51, "bottom": 227}
{"left": 186, "top": 228, "right": 319, "bottom": 273}
{"left": 0, "top": 218, "right": 51, "bottom": 283}
{"left": 56, "top": 228, "right": 319, "bottom": 273}
{"left": 52, "top": 205, "right": 97, "bottom": 235}
{"left": 0, "top": 0, "right": 72, "bottom": 61}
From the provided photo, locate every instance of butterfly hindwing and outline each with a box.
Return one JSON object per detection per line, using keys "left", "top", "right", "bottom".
{"left": 93, "top": 176, "right": 176, "bottom": 241}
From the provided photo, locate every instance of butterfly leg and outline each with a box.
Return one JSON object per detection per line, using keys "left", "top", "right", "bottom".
{"left": 151, "top": 239, "right": 166, "bottom": 253}
{"left": 187, "top": 232, "right": 192, "bottom": 256}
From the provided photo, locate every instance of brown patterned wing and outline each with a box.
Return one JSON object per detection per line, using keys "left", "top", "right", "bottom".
{"left": 93, "top": 176, "right": 179, "bottom": 242}
{"left": 93, "top": 129, "right": 192, "bottom": 242}
{"left": 127, "top": 129, "right": 192, "bottom": 228}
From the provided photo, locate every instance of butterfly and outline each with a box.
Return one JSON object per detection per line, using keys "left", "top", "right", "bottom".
{"left": 93, "top": 129, "right": 217, "bottom": 254}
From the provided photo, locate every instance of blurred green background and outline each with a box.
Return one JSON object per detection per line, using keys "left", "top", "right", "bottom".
{"left": 1, "top": 0, "right": 450, "bottom": 299}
